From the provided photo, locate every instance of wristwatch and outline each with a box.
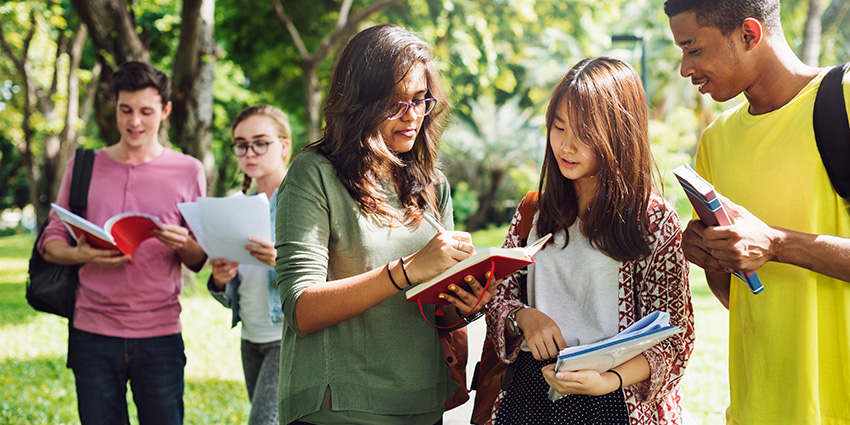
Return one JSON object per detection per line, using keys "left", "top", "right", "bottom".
{"left": 507, "top": 305, "right": 531, "bottom": 335}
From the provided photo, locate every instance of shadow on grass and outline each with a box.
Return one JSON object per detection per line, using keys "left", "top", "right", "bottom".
{"left": 0, "top": 355, "right": 250, "bottom": 425}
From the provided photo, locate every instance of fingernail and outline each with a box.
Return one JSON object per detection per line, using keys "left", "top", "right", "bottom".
{"left": 464, "top": 276, "right": 472, "bottom": 283}
{"left": 448, "top": 285, "right": 457, "bottom": 291}
{"left": 438, "top": 294, "right": 446, "bottom": 299}
{"left": 485, "top": 271, "right": 491, "bottom": 278}
{"left": 557, "top": 372, "right": 565, "bottom": 379}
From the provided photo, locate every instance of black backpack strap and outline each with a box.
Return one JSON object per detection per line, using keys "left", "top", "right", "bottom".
{"left": 813, "top": 63, "right": 850, "bottom": 199}
{"left": 68, "top": 148, "right": 94, "bottom": 215}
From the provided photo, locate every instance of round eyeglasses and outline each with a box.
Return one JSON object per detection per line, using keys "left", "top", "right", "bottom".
{"left": 231, "top": 138, "right": 281, "bottom": 157}
{"left": 386, "top": 98, "right": 437, "bottom": 120}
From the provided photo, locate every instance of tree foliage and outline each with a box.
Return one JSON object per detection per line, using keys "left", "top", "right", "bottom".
{"left": 1, "top": 0, "right": 847, "bottom": 228}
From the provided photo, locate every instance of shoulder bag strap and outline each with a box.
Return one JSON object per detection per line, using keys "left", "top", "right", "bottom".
{"left": 516, "top": 191, "right": 539, "bottom": 304}
{"left": 813, "top": 62, "right": 850, "bottom": 199}
{"left": 68, "top": 148, "right": 95, "bottom": 216}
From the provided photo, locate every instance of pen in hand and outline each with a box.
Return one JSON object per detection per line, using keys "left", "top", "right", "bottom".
{"left": 423, "top": 211, "right": 474, "bottom": 255}
{"left": 422, "top": 212, "right": 446, "bottom": 233}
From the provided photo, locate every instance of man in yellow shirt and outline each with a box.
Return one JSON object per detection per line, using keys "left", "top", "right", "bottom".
{"left": 665, "top": 1, "right": 850, "bottom": 424}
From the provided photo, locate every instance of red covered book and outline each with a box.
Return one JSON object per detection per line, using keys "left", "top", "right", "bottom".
{"left": 406, "top": 233, "right": 552, "bottom": 305}
{"left": 51, "top": 203, "right": 164, "bottom": 260}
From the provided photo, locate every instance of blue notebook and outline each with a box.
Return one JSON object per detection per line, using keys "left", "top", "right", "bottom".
{"left": 548, "top": 311, "right": 682, "bottom": 401}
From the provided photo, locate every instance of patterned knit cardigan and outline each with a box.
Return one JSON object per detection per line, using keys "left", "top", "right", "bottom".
{"left": 483, "top": 192, "right": 696, "bottom": 424}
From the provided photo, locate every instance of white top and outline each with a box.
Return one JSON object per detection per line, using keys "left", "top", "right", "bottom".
{"left": 527, "top": 214, "right": 620, "bottom": 347}
{"left": 237, "top": 264, "right": 282, "bottom": 343}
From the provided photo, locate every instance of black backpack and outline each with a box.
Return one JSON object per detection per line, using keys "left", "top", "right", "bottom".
{"left": 26, "top": 148, "right": 94, "bottom": 318}
{"left": 813, "top": 62, "right": 850, "bottom": 200}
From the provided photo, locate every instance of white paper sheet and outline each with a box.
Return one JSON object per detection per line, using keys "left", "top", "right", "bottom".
{"left": 178, "top": 193, "right": 272, "bottom": 268}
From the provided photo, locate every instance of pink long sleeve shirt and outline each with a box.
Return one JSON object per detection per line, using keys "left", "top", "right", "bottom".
{"left": 39, "top": 149, "right": 206, "bottom": 338}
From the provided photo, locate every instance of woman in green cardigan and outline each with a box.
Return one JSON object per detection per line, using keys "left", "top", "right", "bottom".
{"left": 275, "top": 24, "right": 496, "bottom": 425}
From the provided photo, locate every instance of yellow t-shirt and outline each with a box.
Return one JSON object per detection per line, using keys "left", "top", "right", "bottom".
{"left": 696, "top": 68, "right": 850, "bottom": 425}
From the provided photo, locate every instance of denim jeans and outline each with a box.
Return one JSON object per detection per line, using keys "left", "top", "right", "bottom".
{"left": 69, "top": 328, "right": 186, "bottom": 425}
{"left": 241, "top": 339, "right": 281, "bottom": 425}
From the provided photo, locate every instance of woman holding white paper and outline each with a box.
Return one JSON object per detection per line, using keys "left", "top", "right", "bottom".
{"left": 208, "top": 104, "right": 291, "bottom": 425}
{"left": 274, "top": 25, "right": 497, "bottom": 425}
{"left": 483, "top": 57, "right": 695, "bottom": 424}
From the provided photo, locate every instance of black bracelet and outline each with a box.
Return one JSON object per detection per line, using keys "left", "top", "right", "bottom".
{"left": 399, "top": 257, "right": 413, "bottom": 287}
{"left": 608, "top": 369, "right": 623, "bottom": 391}
{"left": 456, "top": 306, "right": 486, "bottom": 324}
{"left": 387, "top": 261, "right": 403, "bottom": 291}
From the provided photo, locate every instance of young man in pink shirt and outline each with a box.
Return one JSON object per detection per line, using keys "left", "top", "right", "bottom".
{"left": 39, "top": 61, "right": 207, "bottom": 425}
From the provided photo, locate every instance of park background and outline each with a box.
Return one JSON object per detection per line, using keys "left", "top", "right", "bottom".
{"left": 0, "top": 0, "right": 846, "bottom": 423}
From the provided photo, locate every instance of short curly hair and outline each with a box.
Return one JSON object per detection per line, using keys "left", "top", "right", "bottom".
{"left": 664, "top": 0, "right": 781, "bottom": 36}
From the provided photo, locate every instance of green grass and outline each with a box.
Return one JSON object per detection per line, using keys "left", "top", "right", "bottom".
{"left": 0, "top": 233, "right": 249, "bottom": 425}
{"left": 0, "top": 230, "right": 728, "bottom": 424}
{"left": 469, "top": 224, "right": 513, "bottom": 249}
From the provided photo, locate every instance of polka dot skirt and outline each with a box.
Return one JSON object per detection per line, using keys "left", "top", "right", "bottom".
{"left": 495, "top": 351, "right": 630, "bottom": 425}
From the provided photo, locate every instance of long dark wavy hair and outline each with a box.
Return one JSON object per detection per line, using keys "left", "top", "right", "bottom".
{"left": 537, "top": 57, "right": 656, "bottom": 262}
{"left": 306, "top": 24, "right": 449, "bottom": 224}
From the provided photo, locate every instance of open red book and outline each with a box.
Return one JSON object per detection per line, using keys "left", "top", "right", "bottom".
{"left": 406, "top": 233, "right": 552, "bottom": 305}
{"left": 51, "top": 203, "right": 164, "bottom": 260}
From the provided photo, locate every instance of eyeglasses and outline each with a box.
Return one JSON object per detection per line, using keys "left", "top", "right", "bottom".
{"left": 231, "top": 138, "right": 281, "bottom": 157}
{"left": 386, "top": 98, "right": 437, "bottom": 120}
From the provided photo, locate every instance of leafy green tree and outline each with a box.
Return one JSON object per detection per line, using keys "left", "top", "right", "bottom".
{"left": 441, "top": 96, "right": 543, "bottom": 230}
{"left": 0, "top": 1, "right": 97, "bottom": 222}
{"left": 71, "top": 0, "right": 220, "bottom": 191}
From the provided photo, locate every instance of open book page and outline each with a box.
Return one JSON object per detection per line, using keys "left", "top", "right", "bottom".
{"left": 548, "top": 311, "right": 683, "bottom": 401}
{"left": 51, "top": 203, "right": 162, "bottom": 259}
{"left": 406, "top": 233, "right": 552, "bottom": 305}
{"left": 178, "top": 193, "right": 271, "bottom": 268}
{"left": 52, "top": 203, "right": 115, "bottom": 248}
{"left": 104, "top": 212, "right": 163, "bottom": 258}
{"left": 672, "top": 164, "right": 765, "bottom": 294}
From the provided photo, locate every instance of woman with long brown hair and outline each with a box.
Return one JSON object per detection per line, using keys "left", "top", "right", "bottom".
{"left": 484, "top": 57, "right": 695, "bottom": 424}
{"left": 275, "top": 24, "right": 496, "bottom": 425}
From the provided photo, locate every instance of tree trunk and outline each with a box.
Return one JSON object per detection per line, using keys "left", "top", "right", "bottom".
{"left": 801, "top": 0, "right": 824, "bottom": 66}
{"left": 0, "top": 11, "right": 91, "bottom": 225}
{"left": 51, "top": 24, "right": 90, "bottom": 203}
{"left": 303, "top": 60, "right": 322, "bottom": 143}
{"left": 465, "top": 169, "right": 504, "bottom": 231}
{"left": 172, "top": 0, "right": 218, "bottom": 194}
{"left": 71, "top": 0, "right": 149, "bottom": 145}
{"left": 271, "top": 0, "right": 405, "bottom": 142}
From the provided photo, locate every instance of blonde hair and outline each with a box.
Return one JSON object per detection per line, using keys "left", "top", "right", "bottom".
{"left": 231, "top": 104, "right": 292, "bottom": 193}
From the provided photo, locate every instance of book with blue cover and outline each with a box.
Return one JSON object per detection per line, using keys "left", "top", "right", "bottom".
{"left": 672, "top": 164, "right": 765, "bottom": 294}
{"left": 548, "top": 311, "right": 682, "bottom": 401}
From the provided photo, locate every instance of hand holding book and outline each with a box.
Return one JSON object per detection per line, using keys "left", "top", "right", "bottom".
{"left": 406, "top": 232, "right": 552, "bottom": 305}
{"left": 51, "top": 203, "right": 163, "bottom": 262}
{"left": 546, "top": 311, "right": 683, "bottom": 401}
{"left": 672, "top": 164, "right": 765, "bottom": 294}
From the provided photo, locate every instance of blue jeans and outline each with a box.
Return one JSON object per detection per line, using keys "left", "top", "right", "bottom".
{"left": 69, "top": 328, "right": 186, "bottom": 425}
{"left": 241, "top": 339, "right": 281, "bottom": 425}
